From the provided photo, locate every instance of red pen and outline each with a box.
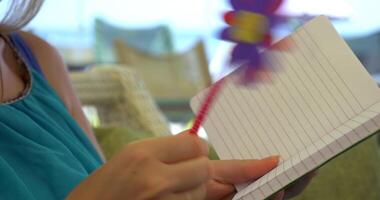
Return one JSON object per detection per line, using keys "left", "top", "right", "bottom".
{"left": 189, "top": 79, "right": 225, "bottom": 135}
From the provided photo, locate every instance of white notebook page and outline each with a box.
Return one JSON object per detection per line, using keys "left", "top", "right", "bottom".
{"left": 190, "top": 16, "right": 380, "bottom": 199}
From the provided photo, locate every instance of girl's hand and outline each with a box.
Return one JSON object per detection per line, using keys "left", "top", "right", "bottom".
{"left": 67, "top": 133, "right": 212, "bottom": 200}
{"left": 67, "top": 131, "right": 280, "bottom": 200}
{"left": 205, "top": 157, "right": 279, "bottom": 200}
{"left": 205, "top": 158, "right": 315, "bottom": 200}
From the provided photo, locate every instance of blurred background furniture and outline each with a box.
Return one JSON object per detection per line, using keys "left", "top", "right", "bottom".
{"left": 114, "top": 39, "right": 212, "bottom": 122}
{"left": 70, "top": 65, "right": 171, "bottom": 136}
{"left": 70, "top": 65, "right": 216, "bottom": 160}
{"left": 94, "top": 18, "right": 174, "bottom": 63}
{"left": 346, "top": 32, "right": 380, "bottom": 74}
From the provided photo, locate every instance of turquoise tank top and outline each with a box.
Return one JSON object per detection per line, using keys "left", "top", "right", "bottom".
{"left": 0, "top": 33, "right": 103, "bottom": 199}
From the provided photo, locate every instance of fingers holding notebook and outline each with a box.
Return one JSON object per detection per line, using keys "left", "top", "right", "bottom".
{"left": 212, "top": 156, "right": 280, "bottom": 183}
{"left": 205, "top": 156, "right": 280, "bottom": 200}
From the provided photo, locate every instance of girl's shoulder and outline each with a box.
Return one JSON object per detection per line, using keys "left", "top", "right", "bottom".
{"left": 16, "top": 31, "right": 75, "bottom": 113}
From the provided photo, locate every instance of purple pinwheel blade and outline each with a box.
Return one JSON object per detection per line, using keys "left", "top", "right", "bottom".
{"left": 230, "top": 0, "right": 283, "bottom": 13}
{"left": 230, "top": 0, "right": 265, "bottom": 12}
{"left": 220, "top": 27, "right": 234, "bottom": 42}
{"left": 230, "top": 44, "right": 260, "bottom": 65}
{"left": 220, "top": 0, "right": 288, "bottom": 85}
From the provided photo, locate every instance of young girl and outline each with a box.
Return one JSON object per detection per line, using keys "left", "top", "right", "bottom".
{"left": 0, "top": 0, "right": 313, "bottom": 199}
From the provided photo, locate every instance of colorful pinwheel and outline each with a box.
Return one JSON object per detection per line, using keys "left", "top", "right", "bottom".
{"left": 190, "top": 0, "right": 285, "bottom": 135}
{"left": 220, "top": 0, "right": 284, "bottom": 84}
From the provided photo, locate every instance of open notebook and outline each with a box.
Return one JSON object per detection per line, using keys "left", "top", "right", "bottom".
{"left": 190, "top": 16, "right": 380, "bottom": 200}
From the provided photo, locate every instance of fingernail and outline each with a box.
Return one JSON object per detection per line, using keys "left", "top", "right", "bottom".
{"left": 266, "top": 155, "right": 281, "bottom": 165}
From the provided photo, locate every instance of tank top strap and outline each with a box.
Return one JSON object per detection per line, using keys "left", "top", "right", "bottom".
{"left": 3, "top": 32, "right": 44, "bottom": 76}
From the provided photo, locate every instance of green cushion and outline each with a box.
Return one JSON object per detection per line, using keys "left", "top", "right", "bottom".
{"left": 94, "top": 126, "right": 220, "bottom": 161}
{"left": 94, "top": 126, "right": 154, "bottom": 160}
{"left": 209, "top": 145, "right": 220, "bottom": 160}
{"left": 293, "top": 136, "right": 380, "bottom": 200}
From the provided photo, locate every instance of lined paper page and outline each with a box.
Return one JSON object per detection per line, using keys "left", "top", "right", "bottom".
{"left": 191, "top": 16, "right": 380, "bottom": 161}
{"left": 191, "top": 16, "right": 380, "bottom": 199}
